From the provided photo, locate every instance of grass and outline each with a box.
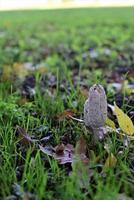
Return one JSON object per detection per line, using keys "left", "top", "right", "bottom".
{"left": 0, "top": 7, "right": 134, "bottom": 199}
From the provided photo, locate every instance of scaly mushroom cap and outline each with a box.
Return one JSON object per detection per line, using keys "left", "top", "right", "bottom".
{"left": 84, "top": 84, "right": 107, "bottom": 129}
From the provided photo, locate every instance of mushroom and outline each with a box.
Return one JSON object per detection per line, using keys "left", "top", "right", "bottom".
{"left": 84, "top": 84, "right": 107, "bottom": 141}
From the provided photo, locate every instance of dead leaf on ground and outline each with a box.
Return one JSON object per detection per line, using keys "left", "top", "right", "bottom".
{"left": 35, "top": 65, "right": 47, "bottom": 75}
{"left": 1, "top": 62, "right": 47, "bottom": 82}
{"left": 40, "top": 135, "right": 53, "bottom": 143}
{"left": 114, "top": 102, "right": 134, "bottom": 135}
{"left": 23, "top": 193, "right": 30, "bottom": 200}
{"left": 39, "top": 145, "right": 54, "bottom": 156}
{"left": 75, "top": 136, "right": 87, "bottom": 155}
{"left": 16, "top": 126, "right": 35, "bottom": 145}
{"left": 103, "top": 153, "right": 117, "bottom": 172}
{"left": 13, "top": 63, "right": 29, "bottom": 79}
{"left": 54, "top": 143, "right": 65, "bottom": 154}
{"left": 57, "top": 109, "right": 76, "bottom": 121}
{"left": 39, "top": 138, "right": 89, "bottom": 165}
{"left": 105, "top": 117, "right": 116, "bottom": 129}
{"left": 128, "top": 73, "right": 134, "bottom": 78}
{"left": 74, "top": 136, "right": 89, "bottom": 165}
{"left": 39, "top": 143, "right": 74, "bottom": 165}
{"left": 1, "top": 65, "right": 12, "bottom": 81}
{"left": 72, "top": 137, "right": 90, "bottom": 189}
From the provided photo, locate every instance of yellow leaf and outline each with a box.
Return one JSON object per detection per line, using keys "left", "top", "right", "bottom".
{"left": 13, "top": 63, "right": 28, "bottom": 78}
{"left": 105, "top": 117, "right": 116, "bottom": 129}
{"left": 103, "top": 153, "right": 117, "bottom": 172}
{"left": 1, "top": 65, "right": 12, "bottom": 81}
{"left": 114, "top": 102, "right": 134, "bottom": 135}
{"left": 35, "top": 66, "right": 47, "bottom": 74}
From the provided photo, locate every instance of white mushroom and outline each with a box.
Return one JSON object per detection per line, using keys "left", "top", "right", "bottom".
{"left": 84, "top": 84, "right": 107, "bottom": 140}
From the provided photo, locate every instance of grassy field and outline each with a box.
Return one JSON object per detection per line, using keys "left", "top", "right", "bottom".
{"left": 0, "top": 7, "right": 134, "bottom": 200}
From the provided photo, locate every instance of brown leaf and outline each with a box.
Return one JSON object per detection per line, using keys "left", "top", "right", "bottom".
{"left": 72, "top": 137, "right": 90, "bottom": 189}
{"left": 73, "top": 137, "right": 89, "bottom": 168}
{"left": 128, "top": 73, "right": 134, "bottom": 78}
{"left": 39, "top": 143, "right": 74, "bottom": 165}
{"left": 40, "top": 138, "right": 89, "bottom": 166}
{"left": 23, "top": 193, "right": 30, "bottom": 200}
{"left": 16, "top": 126, "right": 33, "bottom": 145}
{"left": 55, "top": 145, "right": 73, "bottom": 164}
{"left": 57, "top": 109, "right": 76, "bottom": 121}
{"left": 75, "top": 136, "right": 87, "bottom": 155}
{"left": 54, "top": 144, "right": 65, "bottom": 154}
{"left": 65, "top": 143, "right": 74, "bottom": 152}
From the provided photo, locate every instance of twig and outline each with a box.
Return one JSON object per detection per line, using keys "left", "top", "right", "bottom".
{"left": 68, "top": 115, "right": 84, "bottom": 123}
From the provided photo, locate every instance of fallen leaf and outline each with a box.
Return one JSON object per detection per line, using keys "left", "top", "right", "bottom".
{"left": 1, "top": 62, "right": 47, "bottom": 82}
{"left": 128, "top": 73, "right": 134, "bottom": 78}
{"left": 105, "top": 117, "right": 116, "bottom": 129}
{"left": 39, "top": 143, "right": 74, "bottom": 165}
{"left": 57, "top": 109, "right": 76, "bottom": 121}
{"left": 23, "top": 193, "right": 30, "bottom": 200}
{"left": 35, "top": 66, "right": 47, "bottom": 74}
{"left": 13, "top": 63, "right": 29, "bottom": 79}
{"left": 39, "top": 145, "right": 54, "bottom": 157}
{"left": 75, "top": 136, "right": 87, "bottom": 155}
{"left": 40, "top": 139, "right": 90, "bottom": 188}
{"left": 73, "top": 137, "right": 89, "bottom": 165}
{"left": 72, "top": 137, "right": 90, "bottom": 189}
{"left": 40, "top": 135, "right": 52, "bottom": 143}
{"left": 55, "top": 144, "right": 73, "bottom": 164}
{"left": 1, "top": 65, "right": 12, "bottom": 81}
{"left": 54, "top": 144, "right": 65, "bottom": 154}
{"left": 114, "top": 102, "right": 134, "bottom": 135}
{"left": 16, "top": 126, "right": 34, "bottom": 145}
{"left": 103, "top": 153, "right": 117, "bottom": 172}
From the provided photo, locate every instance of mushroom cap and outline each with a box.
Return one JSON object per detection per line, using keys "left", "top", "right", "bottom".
{"left": 84, "top": 84, "right": 107, "bottom": 129}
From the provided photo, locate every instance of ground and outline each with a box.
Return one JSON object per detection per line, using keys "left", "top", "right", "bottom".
{"left": 0, "top": 7, "right": 134, "bottom": 200}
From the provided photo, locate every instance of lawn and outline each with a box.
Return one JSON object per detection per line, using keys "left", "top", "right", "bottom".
{"left": 0, "top": 7, "right": 134, "bottom": 200}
